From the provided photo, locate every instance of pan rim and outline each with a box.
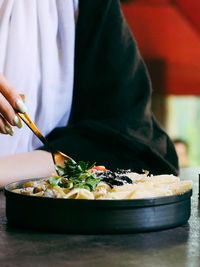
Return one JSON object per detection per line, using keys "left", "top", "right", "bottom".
{"left": 4, "top": 177, "right": 193, "bottom": 207}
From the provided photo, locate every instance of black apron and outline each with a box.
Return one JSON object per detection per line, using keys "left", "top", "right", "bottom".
{"left": 42, "top": 0, "right": 178, "bottom": 175}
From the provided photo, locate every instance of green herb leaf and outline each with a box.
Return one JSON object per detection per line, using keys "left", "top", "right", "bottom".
{"left": 55, "top": 165, "right": 65, "bottom": 176}
{"left": 51, "top": 159, "right": 102, "bottom": 191}
{"left": 49, "top": 177, "right": 62, "bottom": 187}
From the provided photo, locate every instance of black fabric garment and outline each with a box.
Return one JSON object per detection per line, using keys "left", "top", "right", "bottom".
{"left": 41, "top": 0, "right": 179, "bottom": 175}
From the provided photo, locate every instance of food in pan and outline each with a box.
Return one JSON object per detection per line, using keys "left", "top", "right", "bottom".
{"left": 12, "top": 160, "right": 192, "bottom": 199}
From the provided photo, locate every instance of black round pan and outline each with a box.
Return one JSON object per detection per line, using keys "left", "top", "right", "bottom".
{"left": 4, "top": 178, "right": 192, "bottom": 234}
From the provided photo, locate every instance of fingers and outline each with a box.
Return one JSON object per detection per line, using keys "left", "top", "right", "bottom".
{"left": 0, "top": 92, "right": 23, "bottom": 129}
{"left": 0, "top": 73, "right": 27, "bottom": 136}
{"left": 0, "top": 114, "right": 14, "bottom": 136}
{"left": 0, "top": 73, "right": 27, "bottom": 113}
{"left": 0, "top": 111, "right": 22, "bottom": 136}
{"left": 0, "top": 93, "right": 17, "bottom": 126}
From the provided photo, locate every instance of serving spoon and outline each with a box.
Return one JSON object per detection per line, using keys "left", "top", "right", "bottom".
{"left": 17, "top": 111, "right": 74, "bottom": 169}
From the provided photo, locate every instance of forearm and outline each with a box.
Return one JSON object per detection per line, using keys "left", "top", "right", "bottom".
{"left": 0, "top": 150, "right": 55, "bottom": 187}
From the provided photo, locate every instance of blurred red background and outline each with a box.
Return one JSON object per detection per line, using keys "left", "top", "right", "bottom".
{"left": 121, "top": 0, "right": 200, "bottom": 95}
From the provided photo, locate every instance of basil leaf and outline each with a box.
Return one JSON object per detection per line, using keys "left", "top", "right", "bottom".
{"left": 52, "top": 160, "right": 102, "bottom": 192}
{"left": 49, "top": 177, "right": 62, "bottom": 187}
{"left": 55, "top": 165, "right": 65, "bottom": 176}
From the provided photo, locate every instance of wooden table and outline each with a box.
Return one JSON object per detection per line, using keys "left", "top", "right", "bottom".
{"left": 0, "top": 167, "right": 199, "bottom": 267}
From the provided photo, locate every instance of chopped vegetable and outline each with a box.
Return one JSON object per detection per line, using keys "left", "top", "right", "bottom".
{"left": 49, "top": 177, "right": 62, "bottom": 187}
{"left": 89, "top": 166, "right": 107, "bottom": 173}
{"left": 49, "top": 160, "right": 102, "bottom": 192}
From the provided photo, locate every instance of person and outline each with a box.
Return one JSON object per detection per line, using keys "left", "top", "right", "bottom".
{"left": 173, "top": 139, "right": 189, "bottom": 168}
{"left": 0, "top": 0, "right": 178, "bottom": 187}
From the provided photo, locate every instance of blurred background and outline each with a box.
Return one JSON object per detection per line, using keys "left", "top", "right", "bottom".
{"left": 120, "top": 0, "right": 200, "bottom": 167}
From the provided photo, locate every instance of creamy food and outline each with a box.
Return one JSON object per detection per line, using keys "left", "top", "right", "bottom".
{"left": 12, "top": 160, "right": 192, "bottom": 200}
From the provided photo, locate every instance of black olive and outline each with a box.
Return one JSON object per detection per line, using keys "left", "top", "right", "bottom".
{"left": 115, "top": 169, "right": 131, "bottom": 174}
{"left": 116, "top": 175, "right": 133, "bottom": 184}
{"left": 102, "top": 177, "right": 124, "bottom": 186}
{"left": 95, "top": 169, "right": 133, "bottom": 187}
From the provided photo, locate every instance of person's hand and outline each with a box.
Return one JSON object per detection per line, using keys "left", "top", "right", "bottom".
{"left": 0, "top": 73, "right": 27, "bottom": 135}
{"left": 0, "top": 150, "right": 55, "bottom": 187}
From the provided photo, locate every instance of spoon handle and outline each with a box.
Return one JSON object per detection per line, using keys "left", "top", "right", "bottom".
{"left": 18, "top": 112, "right": 52, "bottom": 151}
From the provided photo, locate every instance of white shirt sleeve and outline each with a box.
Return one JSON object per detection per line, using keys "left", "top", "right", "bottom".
{"left": 0, "top": 0, "right": 78, "bottom": 155}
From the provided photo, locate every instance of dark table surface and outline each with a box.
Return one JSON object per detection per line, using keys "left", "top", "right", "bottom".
{"left": 0, "top": 167, "right": 199, "bottom": 267}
